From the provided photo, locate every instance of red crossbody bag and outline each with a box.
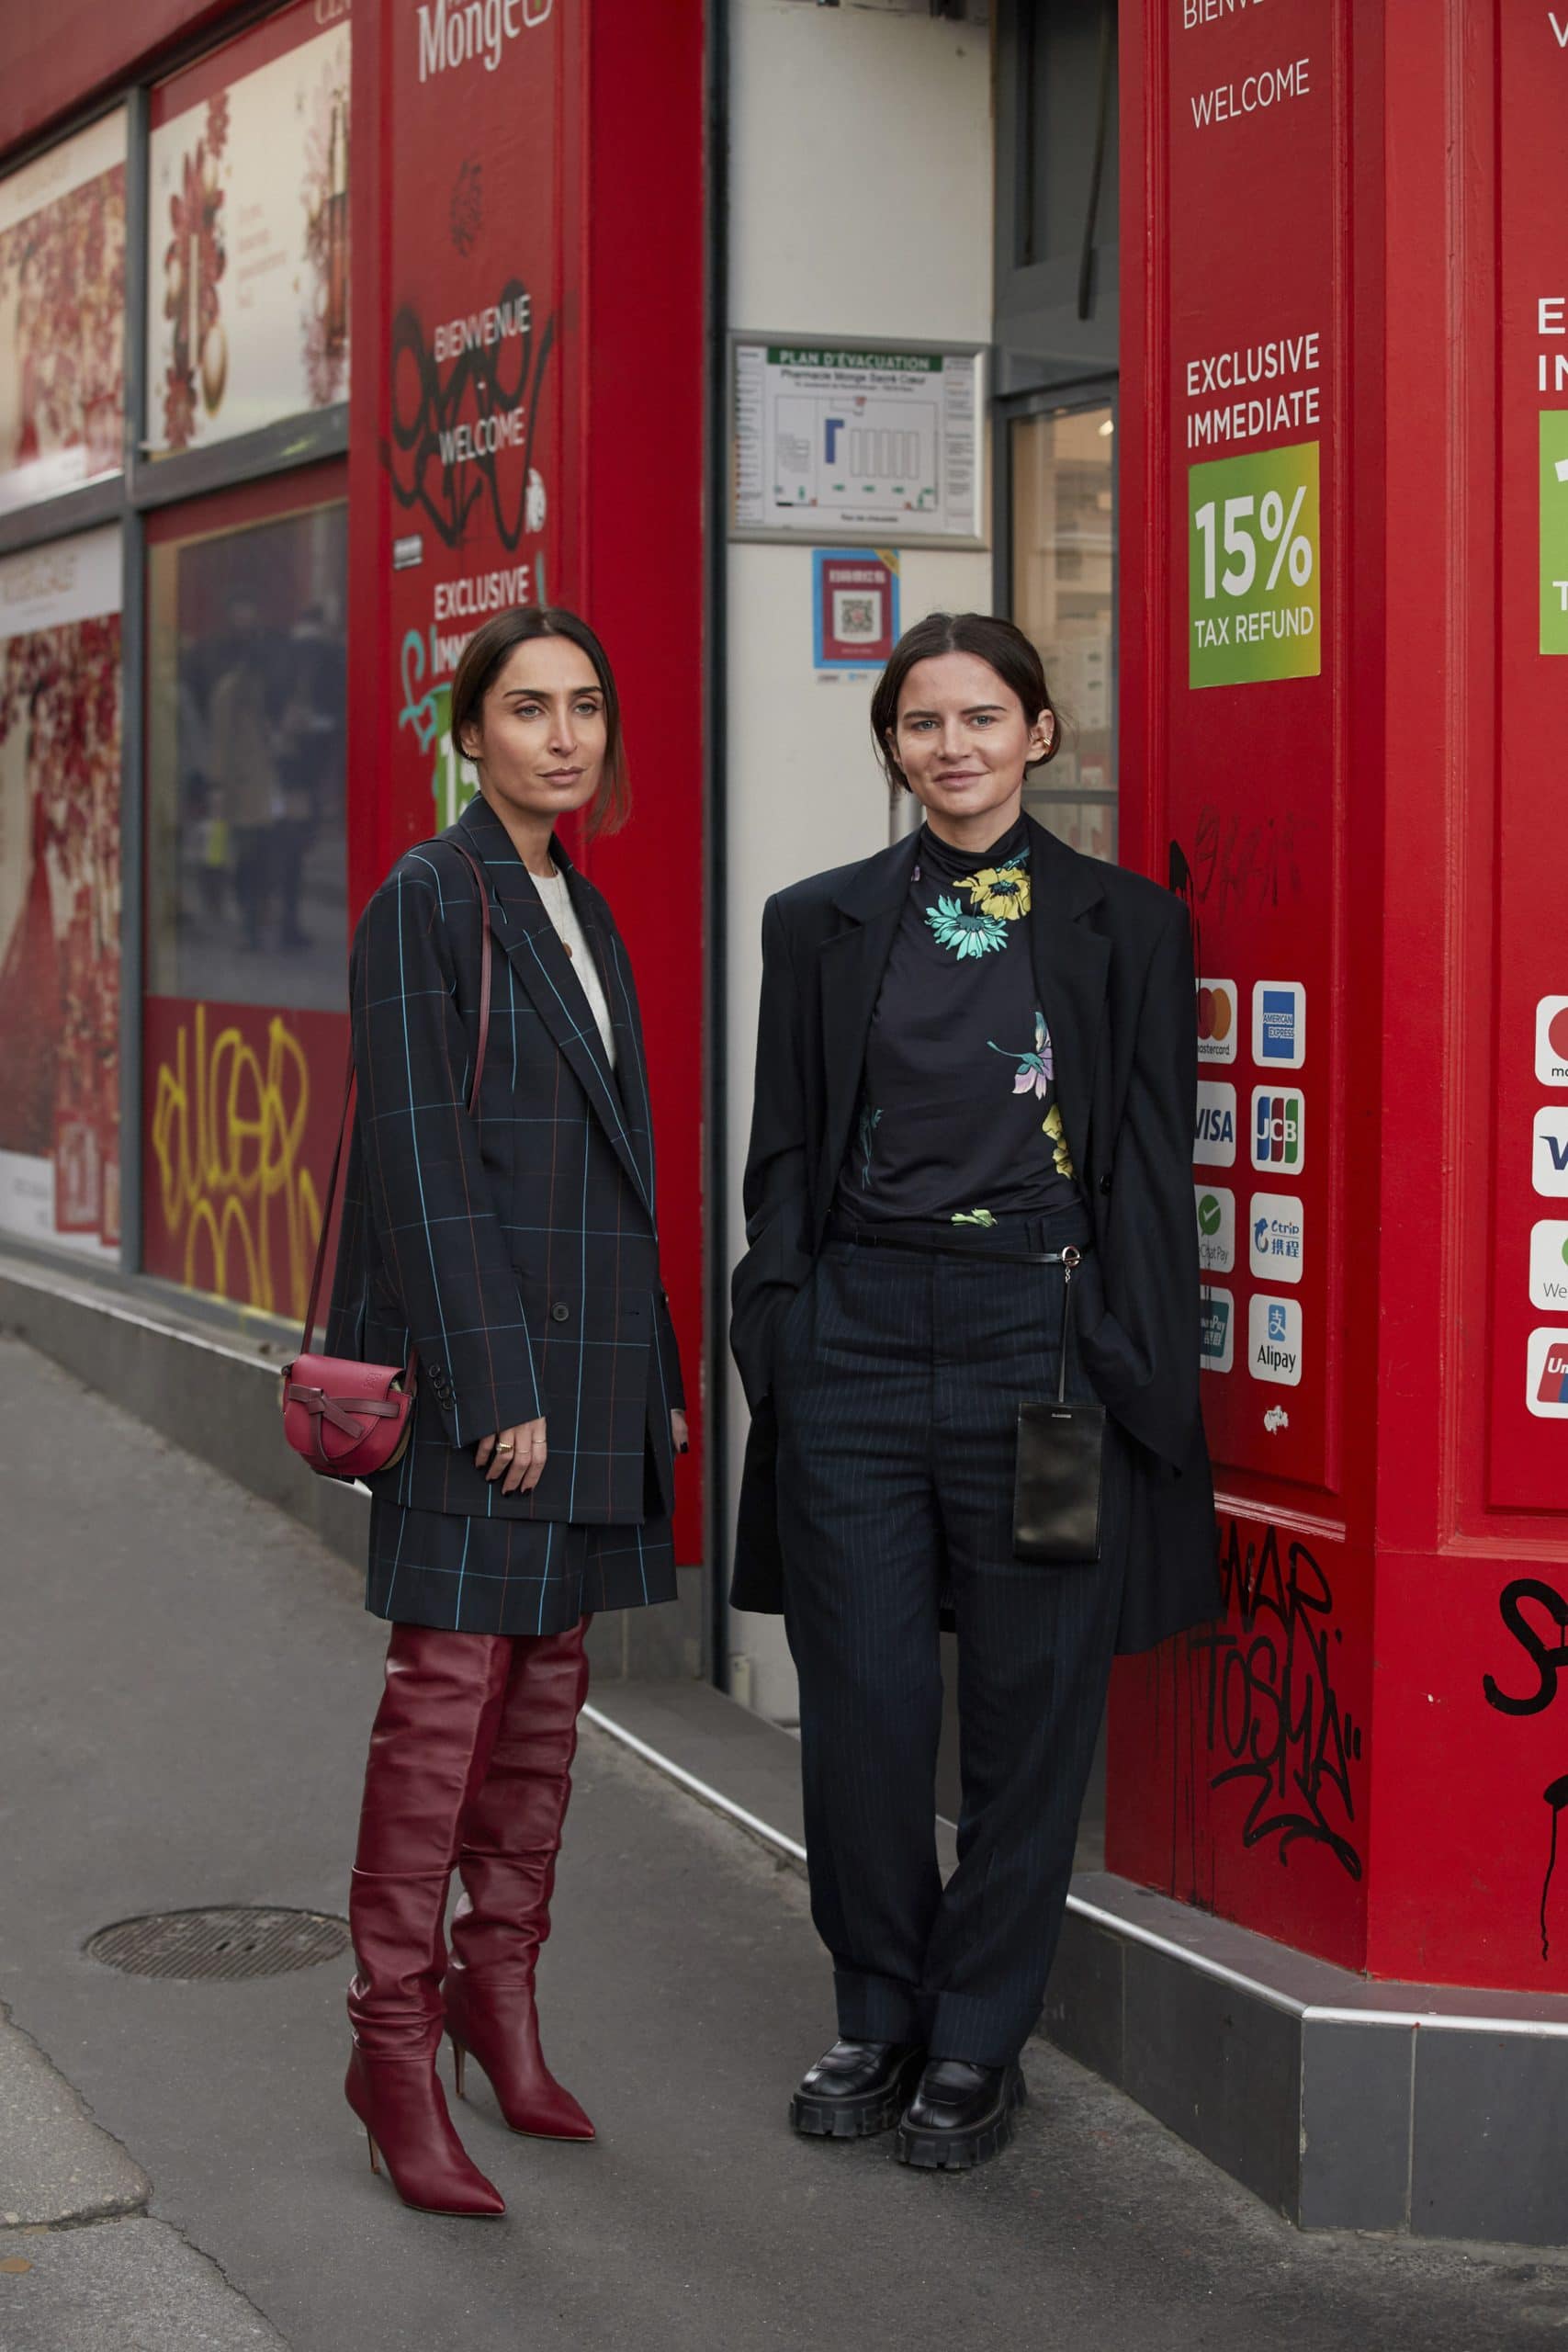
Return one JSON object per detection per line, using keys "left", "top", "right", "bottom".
{"left": 280, "top": 840, "right": 494, "bottom": 1481}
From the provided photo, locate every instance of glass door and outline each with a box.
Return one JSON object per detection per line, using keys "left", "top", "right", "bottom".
{"left": 1008, "top": 392, "right": 1118, "bottom": 863}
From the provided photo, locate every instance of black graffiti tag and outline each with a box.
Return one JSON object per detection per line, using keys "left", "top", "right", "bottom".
{"left": 384, "top": 283, "right": 555, "bottom": 553}
{"left": 1483, "top": 1579, "right": 1568, "bottom": 1716}
{"left": 1188, "top": 1520, "right": 1363, "bottom": 1879}
{"left": 1483, "top": 1578, "right": 1568, "bottom": 1959}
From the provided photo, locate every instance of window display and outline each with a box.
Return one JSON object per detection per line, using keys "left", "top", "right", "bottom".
{"left": 0, "top": 528, "right": 121, "bottom": 1257}
{"left": 146, "top": 0, "right": 350, "bottom": 458}
{"left": 0, "top": 112, "right": 127, "bottom": 514}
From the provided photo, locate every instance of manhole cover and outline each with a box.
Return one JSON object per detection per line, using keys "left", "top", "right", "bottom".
{"left": 85, "top": 1906, "right": 351, "bottom": 1982}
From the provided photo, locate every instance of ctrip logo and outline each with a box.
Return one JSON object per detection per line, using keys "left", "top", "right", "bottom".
{"left": 1252, "top": 1087, "right": 1304, "bottom": 1171}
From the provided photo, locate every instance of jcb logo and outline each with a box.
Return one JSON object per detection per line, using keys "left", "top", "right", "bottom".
{"left": 1251, "top": 1088, "right": 1304, "bottom": 1172}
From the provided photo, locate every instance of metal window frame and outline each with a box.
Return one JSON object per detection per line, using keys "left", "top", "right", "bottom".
{"left": 994, "top": 377, "right": 1122, "bottom": 842}
{"left": 993, "top": 0, "right": 1121, "bottom": 403}
{"left": 0, "top": 8, "right": 351, "bottom": 1293}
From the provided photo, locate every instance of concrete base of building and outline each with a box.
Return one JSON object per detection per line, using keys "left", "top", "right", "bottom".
{"left": 0, "top": 1246, "right": 705, "bottom": 1683}
{"left": 1045, "top": 1873, "right": 1568, "bottom": 2244}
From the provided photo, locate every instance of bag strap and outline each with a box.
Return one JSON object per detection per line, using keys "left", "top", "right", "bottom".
{"left": 298, "top": 837, "right": 497, "bottom": 1359}
{"left": 1056, "top": 1245, "right": 1083, "bottom": 1407}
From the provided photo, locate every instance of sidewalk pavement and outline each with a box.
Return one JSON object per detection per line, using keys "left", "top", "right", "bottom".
{"left": 4, "top": 1332, "right": 1568, "bottom": 2352}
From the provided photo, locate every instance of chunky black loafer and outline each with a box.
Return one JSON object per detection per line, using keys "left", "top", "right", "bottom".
{"left": 789, "top": 2040, "right": 927, "bottom": 2140}
{"left": 894, "top": 2057, "right": 1027, "bottom": 2170}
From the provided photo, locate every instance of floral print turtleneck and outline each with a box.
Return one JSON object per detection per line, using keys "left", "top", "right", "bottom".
{"left": 834, "top": 816, "right": 1080, "bottom": 1230}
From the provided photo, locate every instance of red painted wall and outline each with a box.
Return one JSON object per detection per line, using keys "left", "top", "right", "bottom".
{"left": 0, "top": 0, "right": 231, "bottom": 157}
{"left": 1111, "top": 0, "right": 1568, "bottom": 1992}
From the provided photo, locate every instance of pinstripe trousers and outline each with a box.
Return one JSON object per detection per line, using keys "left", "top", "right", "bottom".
{"left": 773, "top": 1208, "right": 1128, "bottom": 2070}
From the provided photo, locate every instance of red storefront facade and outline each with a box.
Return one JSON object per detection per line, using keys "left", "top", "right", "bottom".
{"left": 1109, "top": 0, "right": 1568, "bottom": 2007}
{"left": 0, "top": 0, "right": 706, "bottom": 1576}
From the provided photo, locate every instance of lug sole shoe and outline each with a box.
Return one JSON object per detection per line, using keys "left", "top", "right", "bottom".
{"left": 894, "top": 2057, "right": 1028, "bottom": 2171}
{"left": 790, "top": 2040, "right": 927, "bottom": 2140}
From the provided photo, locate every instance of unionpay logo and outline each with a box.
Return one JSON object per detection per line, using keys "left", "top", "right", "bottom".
{"left": 1252, "top": 980, "right": 1306, "bottom": 1069}
{"left": 1194, "top": 1184, "right": 1235, "bottom": 1274}
{"left": 1248, "top": 1294, "right": 1303, "bottom": 1386}
{"left": 1249, "top": 1192, "right": 1303, "bottom": 1284}
{"left": 1527, "top": 1329, "right": 1568, "bottom": 1419}
{"left": 1200, "top": 1287, "right": 1235, "bottom": 1374}
{"left": 1251, "top": 1087, "right": 1305, "bottom": 1172}
{"left": 1196, "top": 978, "right": 1238, "bottom": 1066}
{"left": 1194, "top": 1081, "right": 1237, "bottom": 1168}
{"left": 1537, "top": 997, "right": 1568, "bottom": 1088}
{"left": 1534, "top": 1109, "right": 1568, "bottom": 1197}
{"left": 1530, "top": 1222, "right": 1568, "bottom": 1310}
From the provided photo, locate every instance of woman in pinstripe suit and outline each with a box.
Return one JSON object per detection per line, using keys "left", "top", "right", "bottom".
{"left": 326, "top": 607, "right": 688, "bottom": 2215}
{"left": 731, "top": 612, "right": 1218, "bottom": 2173}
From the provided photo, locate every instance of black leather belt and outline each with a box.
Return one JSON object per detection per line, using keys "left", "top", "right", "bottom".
{"left": 831, "top": 1226, "right": 1093, "bottom": 1270}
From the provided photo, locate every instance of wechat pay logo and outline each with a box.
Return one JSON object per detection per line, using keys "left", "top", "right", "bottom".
{"left": 1194, "top": 1184, "right": 1235, "bottom": 1274}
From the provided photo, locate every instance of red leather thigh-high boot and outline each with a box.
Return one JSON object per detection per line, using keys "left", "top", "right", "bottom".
{"left": 344, "top": 1624, "right": 513, "bottom": 2215}
{"left": 443, "top": 1618, "right": 593, "bottom": 2140}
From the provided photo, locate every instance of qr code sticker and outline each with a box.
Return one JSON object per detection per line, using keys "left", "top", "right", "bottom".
{"left": 833, "top": 590, "right": 882, "bottom": 642}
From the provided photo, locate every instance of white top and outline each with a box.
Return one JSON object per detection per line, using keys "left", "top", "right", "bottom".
{"left": 532, "top": 867, "right": 617, "bottom": 1069}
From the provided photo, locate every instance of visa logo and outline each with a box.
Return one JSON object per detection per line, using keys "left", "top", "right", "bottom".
{"left": 1198, "top": 1106, "right": 1235, "bottom": 1148}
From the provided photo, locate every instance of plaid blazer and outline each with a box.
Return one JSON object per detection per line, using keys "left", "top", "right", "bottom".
{"left": 326, "top": 795, "right": 683, "bottom": 1527}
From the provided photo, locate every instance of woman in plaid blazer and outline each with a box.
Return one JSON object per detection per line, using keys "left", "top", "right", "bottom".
{"left": 326, "top": 607, "right": 687, "bottom": 2216}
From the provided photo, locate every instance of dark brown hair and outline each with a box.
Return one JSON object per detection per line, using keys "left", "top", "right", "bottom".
{"left": 868, "top": 611, "right": 1061, "bottom": 794}
{"left": 448, "top": 605, "right": 630, "bottom": 838}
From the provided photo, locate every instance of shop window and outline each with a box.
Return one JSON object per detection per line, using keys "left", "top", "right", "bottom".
{"left": 0, "top": 529, "right": 123, "bottom": 1259}
{"left": 145, "top": 0, "right": 350, "bottom": 460}
{"left": 1011, "top": 403, "right": 1117, "bottom": 862}
{"left": 0, "top": 113, "right": 127, "bottom": 515}
{"left": 142, "top": 484, "right": 347, "bottom": 1318}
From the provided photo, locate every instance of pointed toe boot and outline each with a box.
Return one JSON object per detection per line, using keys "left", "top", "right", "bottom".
{"left": 344, "top": 1626, "right": 514, "bottom": 2215}
{"left": 444, "top": 1620, "right": 595, "bottom": 2140}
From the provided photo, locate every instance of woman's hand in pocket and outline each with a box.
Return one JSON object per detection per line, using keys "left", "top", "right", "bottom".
{"left": 476, "top": 1418, "right": 547, "bottom": 1495}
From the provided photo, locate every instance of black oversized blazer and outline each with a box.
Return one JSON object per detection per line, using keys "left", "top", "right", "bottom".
{"left": 326, "top": 795, "right": 683, "bottom": 1528}
{"left": 728, "top": 813, "right": 1219, "bottom": 1655}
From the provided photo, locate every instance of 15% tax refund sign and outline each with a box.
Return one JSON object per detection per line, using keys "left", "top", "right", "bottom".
{"left": 1188, "top": 440, "right": 1321, "bottom": 688}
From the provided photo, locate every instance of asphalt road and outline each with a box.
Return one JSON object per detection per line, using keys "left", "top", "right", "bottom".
{"left": 3, "top": 1332, "right": 1567, "bottom": 2351}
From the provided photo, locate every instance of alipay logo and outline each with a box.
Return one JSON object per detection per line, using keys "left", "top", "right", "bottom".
{"left": 1200, "top": 1287, "right": 1235, "bottom": 1374}
{"left": 1251, "top": 1087, "right": 1305, "bottom": 1172}
{"left": 1248, "top": 1294, "right": 1303, "bottom": 1386}
{"left": 1530, "top": 1222, "right": 1568, "bottom": 1310}
{"left": 1535, "top": 1110, "right": 1568, "bottom": 1198}
{"left": 1194, "top": 1081, "right": 1237, "bottom": 1168}
{"left": 1248, "top": 1192, "right": 1303, "bottom": 1284}
{"left": 1252, "top": 980, "right": 1306, "bottom": 1069}
{"left": 1194, "top": 1184, "right": 1235, "bottom": 1274}
{"left": 1527, "top": 1329, "right": 1568, "bottom": 1419}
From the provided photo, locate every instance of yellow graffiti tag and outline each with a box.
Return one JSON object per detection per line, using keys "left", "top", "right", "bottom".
{"left": 150, "top": 1004, "right": 324, "bottom": 1317}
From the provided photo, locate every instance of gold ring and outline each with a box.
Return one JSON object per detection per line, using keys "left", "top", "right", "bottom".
{"left": 494, "top": 1442, "right": 515, "bottom": 1453}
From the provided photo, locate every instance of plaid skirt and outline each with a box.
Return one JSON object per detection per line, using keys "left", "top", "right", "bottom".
{"left": 365, "top": 1496, "right": 677, "bottom": 1636}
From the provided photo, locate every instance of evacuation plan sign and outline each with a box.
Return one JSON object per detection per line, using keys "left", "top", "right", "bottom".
{"left": 730, "top": 339, "right": 983, "bottom": 545}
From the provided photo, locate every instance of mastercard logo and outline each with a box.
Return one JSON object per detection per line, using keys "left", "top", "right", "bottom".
{"left": 1553, "top": 1007, "right": 1568, "bottom": 1060}
{"left": 1197, "top": 986, "right": 1235, "bottom": 1042}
